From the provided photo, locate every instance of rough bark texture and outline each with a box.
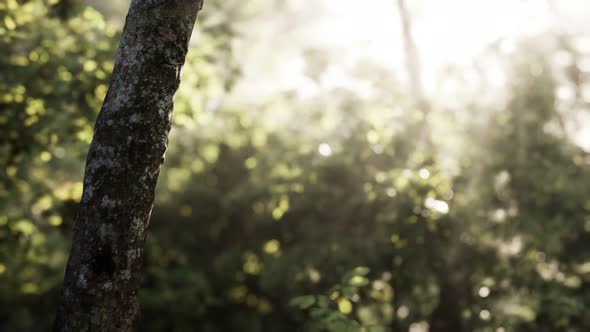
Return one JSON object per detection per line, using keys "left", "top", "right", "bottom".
{"left": 53, "top": 1, "right": 203, "bottom": 331}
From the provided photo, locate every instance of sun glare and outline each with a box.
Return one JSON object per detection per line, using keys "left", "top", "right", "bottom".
{"left": 235, "top": 0, "right": 574, "bottom": 102}
{"left": 231, "top": 0, "right": 590, "bottom": 152}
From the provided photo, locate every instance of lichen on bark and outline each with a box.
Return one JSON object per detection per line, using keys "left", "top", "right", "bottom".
{"left": 53, "top": 1, "right": 204, "bottom": 331}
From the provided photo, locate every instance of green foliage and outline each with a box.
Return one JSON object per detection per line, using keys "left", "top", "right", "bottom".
{"left": 0, "top": 1, "right": 116, "bottom": 328}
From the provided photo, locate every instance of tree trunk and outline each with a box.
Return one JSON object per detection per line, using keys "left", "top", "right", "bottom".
{"left": 429, "top": 279, "right": 465, "bottom": 332}
{"left": 396, "top": 0, "right": 426, "bottom": 111}
{"left": 53, "top": 1, "right": 203, "bottom": 331}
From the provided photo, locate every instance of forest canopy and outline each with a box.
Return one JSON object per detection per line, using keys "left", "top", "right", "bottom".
{"left": 1, "top": 0, "right": 589, "bottom": 331}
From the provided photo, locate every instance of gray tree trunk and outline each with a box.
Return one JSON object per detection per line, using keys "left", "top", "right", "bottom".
{"left": 53, "top": 1, "right": 203, "bottom": 331}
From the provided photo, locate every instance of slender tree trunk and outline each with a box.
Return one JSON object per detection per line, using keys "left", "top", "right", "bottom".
{"left": 390, "top": 275, "right": 399, "bottom": 331}
{"left": 396, "top": 0, "right": 426, "bottom": 111}
{"left": 395, "top": 0, "right": 432, "bottom": 150}
{"left": 429, "top": 278, "right": 464, "bottom": 332}
{"left": 53, "top": 1, "right": 203, "bottom": 331}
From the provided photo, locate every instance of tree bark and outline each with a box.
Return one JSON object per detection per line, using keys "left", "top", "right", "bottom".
{"left": 53, "top": 1, "right": 203, "bottom": 331}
